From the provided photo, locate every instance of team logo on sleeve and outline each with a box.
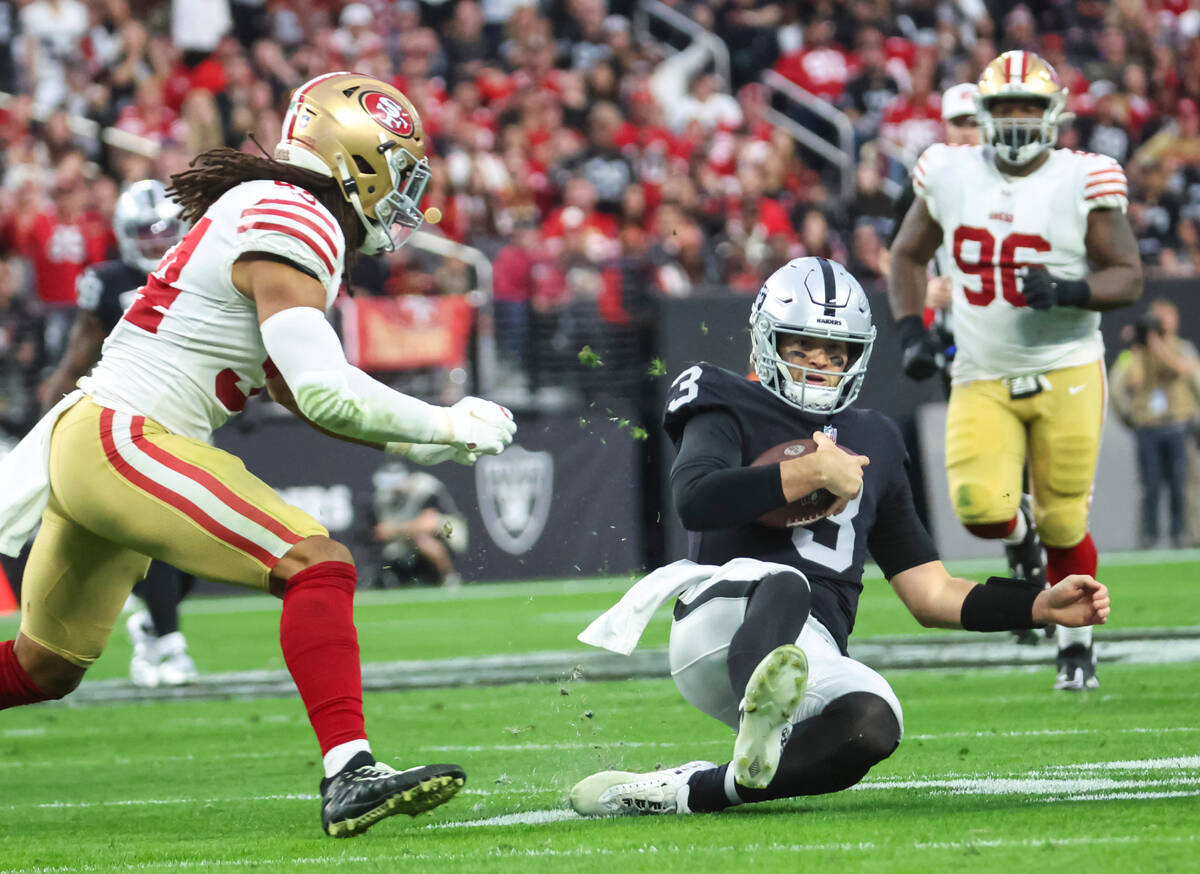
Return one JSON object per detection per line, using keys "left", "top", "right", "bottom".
{"left": 475, "top": 445, "right": 554, "bottom": 555}
{"left": 361, "top": 92, "right": 414, "bottom": 136}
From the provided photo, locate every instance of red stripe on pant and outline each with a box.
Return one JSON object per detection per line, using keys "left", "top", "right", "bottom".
{"left": 1046, "top": 533, "right": 1098, "bottom": 584}
{"left": 280, "top": 561, "right": 365, "bottom": 754}
{"left": 99, "top": 408, "right": 280, "bottom": 567}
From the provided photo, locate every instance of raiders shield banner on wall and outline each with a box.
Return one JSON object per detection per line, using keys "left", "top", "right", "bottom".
{"left": 475, "top": 445, "right": 554, "bottom": 555}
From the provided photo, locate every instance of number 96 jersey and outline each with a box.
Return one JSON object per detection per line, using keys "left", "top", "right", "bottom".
{"left": 913, "top": 144, "right": 1127, "bottom": 383}
{"left": 80, "top": 179, "right": 346, "bottom": 441}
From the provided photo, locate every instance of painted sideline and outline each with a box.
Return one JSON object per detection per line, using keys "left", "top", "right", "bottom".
{"left": 48, "top": 631, "right": 1200, "bottom": 706}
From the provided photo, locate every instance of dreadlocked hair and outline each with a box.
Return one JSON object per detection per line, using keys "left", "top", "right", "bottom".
{"left": 167, "top": 148, "right": 366, "bottom": 268}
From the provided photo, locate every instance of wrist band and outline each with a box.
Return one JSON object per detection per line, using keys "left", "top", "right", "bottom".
{"left": 960, "top": 576, "right": 1043, "bottom": 632}
{"left": 1055, "top": 278, "right": 1091, "bottom": 308}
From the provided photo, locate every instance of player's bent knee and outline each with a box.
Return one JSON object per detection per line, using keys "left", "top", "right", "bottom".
{"left": 1037, "top": 508, "right": 1088, "bottom": 550}
{"left": 273, "top": 536, "right": 355, "bottom": 585}
{"left": 834, "top": 692, "right": 901, "bottom": 765}
{"left": 951, "top": 483, "right": 1019, "bottom": 529}
{"left": 752, "top": 570, "right": 810, "bottom": 602}
{"left": 14, "top": 635, "right": 86, "bottom": 699}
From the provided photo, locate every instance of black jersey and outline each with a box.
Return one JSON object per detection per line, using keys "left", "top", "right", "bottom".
{"left": 663, "top": 362, "right": 939, "bottom": 653}
{"left": 75, "top": 260, "right": 145, "bottom": 334}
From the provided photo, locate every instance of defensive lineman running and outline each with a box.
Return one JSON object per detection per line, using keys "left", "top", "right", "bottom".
{"left": 889, "top": 50, "right": 1141, "bottom": 690}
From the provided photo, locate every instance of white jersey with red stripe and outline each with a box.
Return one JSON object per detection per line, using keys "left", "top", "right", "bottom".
{"left": 80, "top": 179, "right": 346, "bottom": 440}
{"left": 913, "top": 143, "right": 1127, "bottom": 382}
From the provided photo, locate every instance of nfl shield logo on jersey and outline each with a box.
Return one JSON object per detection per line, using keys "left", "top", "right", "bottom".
{"left": 475, "top": 446, "right": 554, "bottom": 555}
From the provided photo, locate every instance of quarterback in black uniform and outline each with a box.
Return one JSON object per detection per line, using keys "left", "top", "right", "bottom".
{"left": 39, "top": 180, "right": 197, "bottom": 688}
{"left": 571, "top": 256, "right": 1110, "bottom": 817}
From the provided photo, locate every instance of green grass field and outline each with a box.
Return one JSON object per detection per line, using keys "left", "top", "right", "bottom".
{"left": 1, "top": 553, "right": 1198, "bottom": 873}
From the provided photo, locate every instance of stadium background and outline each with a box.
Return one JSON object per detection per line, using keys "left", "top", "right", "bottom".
{"left": 0, "top": 0, "right": 1198, "bottom": 586}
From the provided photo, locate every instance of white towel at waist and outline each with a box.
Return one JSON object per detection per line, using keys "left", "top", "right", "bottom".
{"left": 578, "top": 557, "right": 798, "bottom": 655}
{"left": 0, "top": 390, "right": 84, "bottom": 556}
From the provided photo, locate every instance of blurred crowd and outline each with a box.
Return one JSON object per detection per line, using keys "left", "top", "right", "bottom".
{"left": 3, "top": 0, "right": 1200, "bottom": 432}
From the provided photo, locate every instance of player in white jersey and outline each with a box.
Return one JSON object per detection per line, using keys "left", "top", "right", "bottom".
{"left": 0, "top": 72, "right": 516, "bottom": 837}
{"left": 889, "top": 51, "right": 1142, "bottom": 691}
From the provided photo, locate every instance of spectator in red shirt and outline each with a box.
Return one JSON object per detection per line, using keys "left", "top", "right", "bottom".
{"left": 880, "top": 64, "right": 942, "bottom": 164}
{"left": 17, "top": 174, "right": 110, "bottom": 359}
{"left": 492, "top": 220, "right": 541, "bottom": 367}
{"left": 774, "top": 18, "right": 854, "bottom": 102}
{"left": 542, "top": 177, "right": 618, "bottom": 258}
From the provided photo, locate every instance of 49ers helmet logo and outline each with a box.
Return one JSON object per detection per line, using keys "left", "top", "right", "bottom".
{"left": 361, "top": 92, "right": 414, "bottom": 136}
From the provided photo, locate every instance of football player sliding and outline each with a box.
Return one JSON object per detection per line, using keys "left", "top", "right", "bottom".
{"left": 570, "top": 257, "right": 1109, "bottom": 817}
{"left": 40, "top": 179, "right": 199, "bottom": 690}
{"left": 888, "top": 51, "right": 1142, "bottom": 690}
{"left": 0, "top": 72, "right": 516, "bottom": 837}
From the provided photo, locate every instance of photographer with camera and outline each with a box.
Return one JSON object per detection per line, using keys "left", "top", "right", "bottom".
{"left": 1109, "top": 298, "right": 1200, "bottom": 549}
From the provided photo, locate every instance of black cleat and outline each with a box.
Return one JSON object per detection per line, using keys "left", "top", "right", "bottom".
{"left": 1054, "top": 644, "right": 1099, "bottom": 691}
{"left": 320, "top": 752, "right": 465, "bottom": 837}
{"left": 1005, "top": 495, "right": 1051, "bottom": 645}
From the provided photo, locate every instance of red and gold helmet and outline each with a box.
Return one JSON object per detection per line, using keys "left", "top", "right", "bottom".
{"left": 976, "top": 50, "right": 1068, "bottom": 166}
{"left": 275, "top": 72, "right": 431, "bottom": 255}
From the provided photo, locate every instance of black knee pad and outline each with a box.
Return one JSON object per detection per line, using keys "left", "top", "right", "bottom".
{"left": 830, "top": 691, "right": 901, "bottom": 764}
{"left": 750, "top": 570, "right": 811, "bottom": 603}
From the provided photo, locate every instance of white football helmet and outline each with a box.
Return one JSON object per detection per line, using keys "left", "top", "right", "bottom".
{"left": 113, "top": 180, "right": 186, "bottom": 274}
{"left": 275, "top": 71, "right": 431, "bottom": 255}
{"left": 749, "top": 257, "right": 876, "bottom": 414}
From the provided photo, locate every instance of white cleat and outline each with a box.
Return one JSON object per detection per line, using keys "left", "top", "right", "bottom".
{"left": 126, "top": 611, "right": 160, "bottom": 688}
{"left": 733, "top": 644, "right": 808, "bottom": 790}
{"left": 155, "top": 631, "right": 198, "bottom": 686}
{"left": 570, "top": 760, "right": 715, "bottom": 816}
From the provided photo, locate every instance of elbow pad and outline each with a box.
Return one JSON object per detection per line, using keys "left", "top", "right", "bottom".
{"left": 259, "top": 306, "right": 446, "bottom": 444}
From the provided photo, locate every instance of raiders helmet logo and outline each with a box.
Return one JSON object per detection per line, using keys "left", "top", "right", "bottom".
{"left": 361, "top": 92, "right": 414, "bottom": 137}
{"left": 475, "top": 445, "right": 554, "bottom": 555}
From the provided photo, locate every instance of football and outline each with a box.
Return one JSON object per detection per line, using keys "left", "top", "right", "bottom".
{"left": 751, "top": 438, "right": 855, "bottom": 528}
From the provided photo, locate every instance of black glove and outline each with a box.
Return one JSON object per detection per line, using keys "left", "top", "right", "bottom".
{"left": 896, "top": 314, "right": 943, "bottom": 381}
{"left": 1019, "top": 266, "right": 1091, "bottom": 310}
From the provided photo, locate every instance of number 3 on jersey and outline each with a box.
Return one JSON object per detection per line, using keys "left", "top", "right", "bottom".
{"left": 668, "top": 365, "right": 703, "bottom": 412}
{"left": 124, "top": 218, "right": 212, "bottom": 333}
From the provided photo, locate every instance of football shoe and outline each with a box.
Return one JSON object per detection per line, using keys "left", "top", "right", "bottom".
{"left": 1005, "top": 495, "right": 1051, "bottom": 645}
{"left": 320, "top": 753, "right": 465, "bottom": 837}
{"left": 569, "top": 760, "right": 715, "bottom": 816}
{"left": 155, "top": 631, "right": 198, "bottom": 686}
{"left": 733, "top": 644, "right": 808, "bottom": 790}
{"left": 126, "top": 610, "right": 159, "bottom": 688}
{"left": 1054, "top": 644, "right": 1099, "bottom": 692}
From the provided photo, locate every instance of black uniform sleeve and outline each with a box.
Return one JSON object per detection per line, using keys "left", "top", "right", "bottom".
{"left": 865, "top": 415, "right": 939, "bottom": 577}
{"left": 670, "top": 409, "right": 788, "bottom": 531}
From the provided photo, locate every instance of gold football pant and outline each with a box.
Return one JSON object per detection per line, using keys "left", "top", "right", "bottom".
{"left": 945, "top": 361, "right": 1105, "bottom": 549}
{"left": 20, "top": 398, "right": 327, "bottom": 666}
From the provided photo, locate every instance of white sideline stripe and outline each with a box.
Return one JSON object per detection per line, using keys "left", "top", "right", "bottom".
{"left": 9, "top": 757, "right": 1199, "bottom": 811}
{"left": 5, "top": 726, "right": 1197, "bottom": 766}
{"left": 5, "top": 834, "right": 1194, "bottom": 872}
{"left": 424, "top": 808, "right": 579, "bottom": 829}
{"left": 109, "top": 412, "right": 293, "bottom": 559}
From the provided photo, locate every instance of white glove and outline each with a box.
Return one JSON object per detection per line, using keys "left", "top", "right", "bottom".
{"left": 435, "top": 396, "right": 516, "bottom": 455}
{"left": 385, "top": 442, "right": 480, "bottom": 466}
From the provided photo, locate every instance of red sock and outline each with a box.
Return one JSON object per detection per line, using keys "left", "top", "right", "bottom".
{"left": 1045, "top": 533, "right": 1098, "bottom": 585}
{"left": 0, "top": 640, "right": 54, "bottom": 710}
{"left": 280, "top": 561, "right": 365, "bottom": 755}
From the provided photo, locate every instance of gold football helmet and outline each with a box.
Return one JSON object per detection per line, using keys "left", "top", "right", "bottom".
{"left": 275, "top": 71, "right": 431, "bottom": 255}
{"left": 976, "top": 50, "right": 1068, "bottom": 166}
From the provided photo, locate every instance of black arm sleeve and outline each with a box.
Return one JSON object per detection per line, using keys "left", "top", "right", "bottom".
{"left": 670, "top": 410, "right": 788, "bottom": 531}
